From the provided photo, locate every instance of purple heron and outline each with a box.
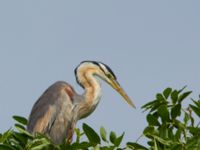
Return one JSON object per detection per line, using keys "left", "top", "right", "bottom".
{"left": 27, "top": 61, "right": 135, "bottom": 144}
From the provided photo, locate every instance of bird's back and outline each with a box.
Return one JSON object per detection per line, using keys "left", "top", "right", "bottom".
{"left": 27, "top": 81, "right": 77, "bottom": 144}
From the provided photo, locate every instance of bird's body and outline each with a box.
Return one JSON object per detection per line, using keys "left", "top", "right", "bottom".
{"left": 27, "top": 61, "right": 135, "bottom": 144}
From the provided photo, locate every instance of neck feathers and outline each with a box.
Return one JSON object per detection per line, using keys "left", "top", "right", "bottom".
{"left": 74, "top": 63, "right": 102, "bottom": 119}
{"left": 77, "top": 67, "right": 102, "bottom": 104}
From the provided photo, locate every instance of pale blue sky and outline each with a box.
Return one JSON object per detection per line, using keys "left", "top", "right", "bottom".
{"left": 0, "top": 0, "right": 200, "bottom": 144}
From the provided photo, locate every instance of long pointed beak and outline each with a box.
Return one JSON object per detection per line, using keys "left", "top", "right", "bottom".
{"left": 109, "top": 79, "right": 136, "bottom": 108}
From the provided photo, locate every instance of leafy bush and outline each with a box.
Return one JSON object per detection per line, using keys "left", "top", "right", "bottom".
{"left": 1, "top": 87, "right": 200, "bottom": 149}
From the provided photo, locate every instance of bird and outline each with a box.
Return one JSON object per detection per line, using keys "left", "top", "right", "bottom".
{"left": 27, "top": 61, "right": 135, "bottom": 144}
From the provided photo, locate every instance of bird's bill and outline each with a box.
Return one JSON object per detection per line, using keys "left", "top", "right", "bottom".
{"left": 109, "top": 79, "right": 136, "bottom": 108}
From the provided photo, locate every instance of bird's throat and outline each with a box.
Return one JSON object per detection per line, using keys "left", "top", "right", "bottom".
{"left": 84, "top": 75, "right": 102, "bottom": 106}
{"left": 77, "top": 73, "right": 102, "bottom": 120}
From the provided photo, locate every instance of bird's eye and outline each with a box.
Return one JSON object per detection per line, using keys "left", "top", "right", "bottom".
{"left": 107, "top": 74, "right": 112, "bottom": 79}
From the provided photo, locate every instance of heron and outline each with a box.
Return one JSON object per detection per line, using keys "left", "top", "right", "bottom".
{"left": 27, "top": 61, "right": 135, "bottom": 144}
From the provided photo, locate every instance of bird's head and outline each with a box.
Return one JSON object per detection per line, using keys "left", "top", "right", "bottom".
{"left": 75, "top": 61, "right": 136, "bottom": 108}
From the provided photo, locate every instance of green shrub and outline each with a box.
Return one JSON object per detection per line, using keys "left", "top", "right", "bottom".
{"left": 1, "top": 87, "right": 200, "bottom": 149}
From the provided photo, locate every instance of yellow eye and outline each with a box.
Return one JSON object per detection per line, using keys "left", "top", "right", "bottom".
{"left": 107, "top": 74, "right": 112, "bottom": 79}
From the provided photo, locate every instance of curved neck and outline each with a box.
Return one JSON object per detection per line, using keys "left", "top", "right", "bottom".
{"left": 84, "top": 73, "right": 102, "bottom": 104}
{"left": 76, "top": 71, "right": 102, "bottom": 119}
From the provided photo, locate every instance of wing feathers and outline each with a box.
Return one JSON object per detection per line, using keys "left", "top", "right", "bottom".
{"left": 31, "top": 106, "right": 56, "bottom": 133}
{"left": 27, "top": 81, "right": 75, "bottom": 140}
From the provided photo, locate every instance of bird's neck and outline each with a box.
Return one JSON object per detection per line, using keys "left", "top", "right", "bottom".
{"left": 84, "top": 74, "right": 102, "bottom": 105}
{"left": 77, "top": 72, "right": 102, "bottom": 119}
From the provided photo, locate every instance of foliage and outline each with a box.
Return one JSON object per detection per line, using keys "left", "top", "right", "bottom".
{"left": 139, "top": 87, "right": 200, "bottom": 150}
{"left": 1, "top": 87, "right": 200, "bottom": 149}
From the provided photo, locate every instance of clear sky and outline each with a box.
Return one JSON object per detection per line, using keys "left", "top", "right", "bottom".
{"left": 0, "top": 0, "right": 200, "bottom": 144}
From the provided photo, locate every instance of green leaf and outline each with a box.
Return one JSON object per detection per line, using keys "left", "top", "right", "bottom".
{"left": 74, "top": 128, "right": 81, "bottom": 143}
{"left": 192, "top": 99, "right": 200, "bottom": 108}
{"left": 82, "top": 123, "right": 100, "bottom": 145}
{"left": 168, "top": 127, "right": 174, "bottom": 139}
{"left": 174, "top": 120, "right": 185, "bottom": 130}
{"left": 12, "top": 116, "right": 28, "bottom": 125}
{"left": 171, "top": 144, "right": 183, "bottom": 150}
{"left": 143, "top": 126, "right": 156, "bottom": 136}
{"left": 178, "top": 85, "right": 187, "bottom": 94}
{"left": 26, "top": 137, "right": 52, "bottom": 150}
{"left": 157, "top": 105, "right": 170, "bottom": 122}
{"left": 147, "top": 114, "right": 160, "bottom": 126}
{"left": 127, "top": 142, "right": 148, "bottom": 150}
{"left": 14, "top": 123, "right": 25, "bottom": 130}
{"left": 100, "top": 127, "right": 107, "bottom": 142}
{"left": 163, "top": 87, "right": 172, "bottom": 99}
{"left": 30, "top": 143, "right": 51, "bottom": 150}
{"left": 154, "top": 138, "right": 158, "bottom": 150}
{"left": 15, "top": 126, "right": 33, "bottom": 138}
{"left": 156, "top": 93, "right": 165, "bottom": 101}
{"left": 186, "top": 136, "right": 200, "bottom": 150}
{"left": 71, "top": 142, "right": 92, "bottom": 149}
{"left": 175, "top": 128, "right": 182, "bottom": 140}
{"left": 184, "top": 112, "right": 190, "bottom": 125}
{"left": 115, "top": 132, "right": 124, "bottom": 147}
{"left": 171, "top": 104, "right": 181, "bottom": 119}
{"left": 188, "top": 127, "right": 200, "bottom": 135}
{"left": 159, "top": 124, "right": 168, "bottom": 139}
{"left": 9, "top": 141, "right": 24, "bottom": 150}
{"left": 190, "top": 104, "right": 200, "bottom": 118}
{"left": 171, "top": 90, "right": 178, "bottom": 104}
{"left": 153, "top": 135, "right": 171, "bottom": 146}
{"left": 0, "top": 144, "right": 16, "bottom": 150}
{"left": 109, "top": 131, "right": 117, "bottom": 144}
{"left": 13, "top": 132, "right": 28, "bottom": 146}
{"left": 150, "top": 101, "right": 167, "bottom": 113}
{"left": 141, "top": 100, "right": 159, "bottom": 110}
{"left": 178, "top": 91, "right": 192, "bottom": 103}
{"left": 0, "top": 129, "right": 13, "bottom": 143}
{"left": 146, "top": 141, "right": 153, "bottom": 147}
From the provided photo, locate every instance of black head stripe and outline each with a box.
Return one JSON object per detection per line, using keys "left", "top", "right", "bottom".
{"left": 75, "top": 61, "right": 117, "bottom": 84}
{"left": 80, "top": 60, "right": 99, "bottom": 66}
{"left": 82, "top": 61, "right": 117, "bottom": 80}
{"left": 74, "top": 65, "right": 84, "bottom": 88}
{"left": 97, "top": 62, "right": 117, "bottom": 80}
